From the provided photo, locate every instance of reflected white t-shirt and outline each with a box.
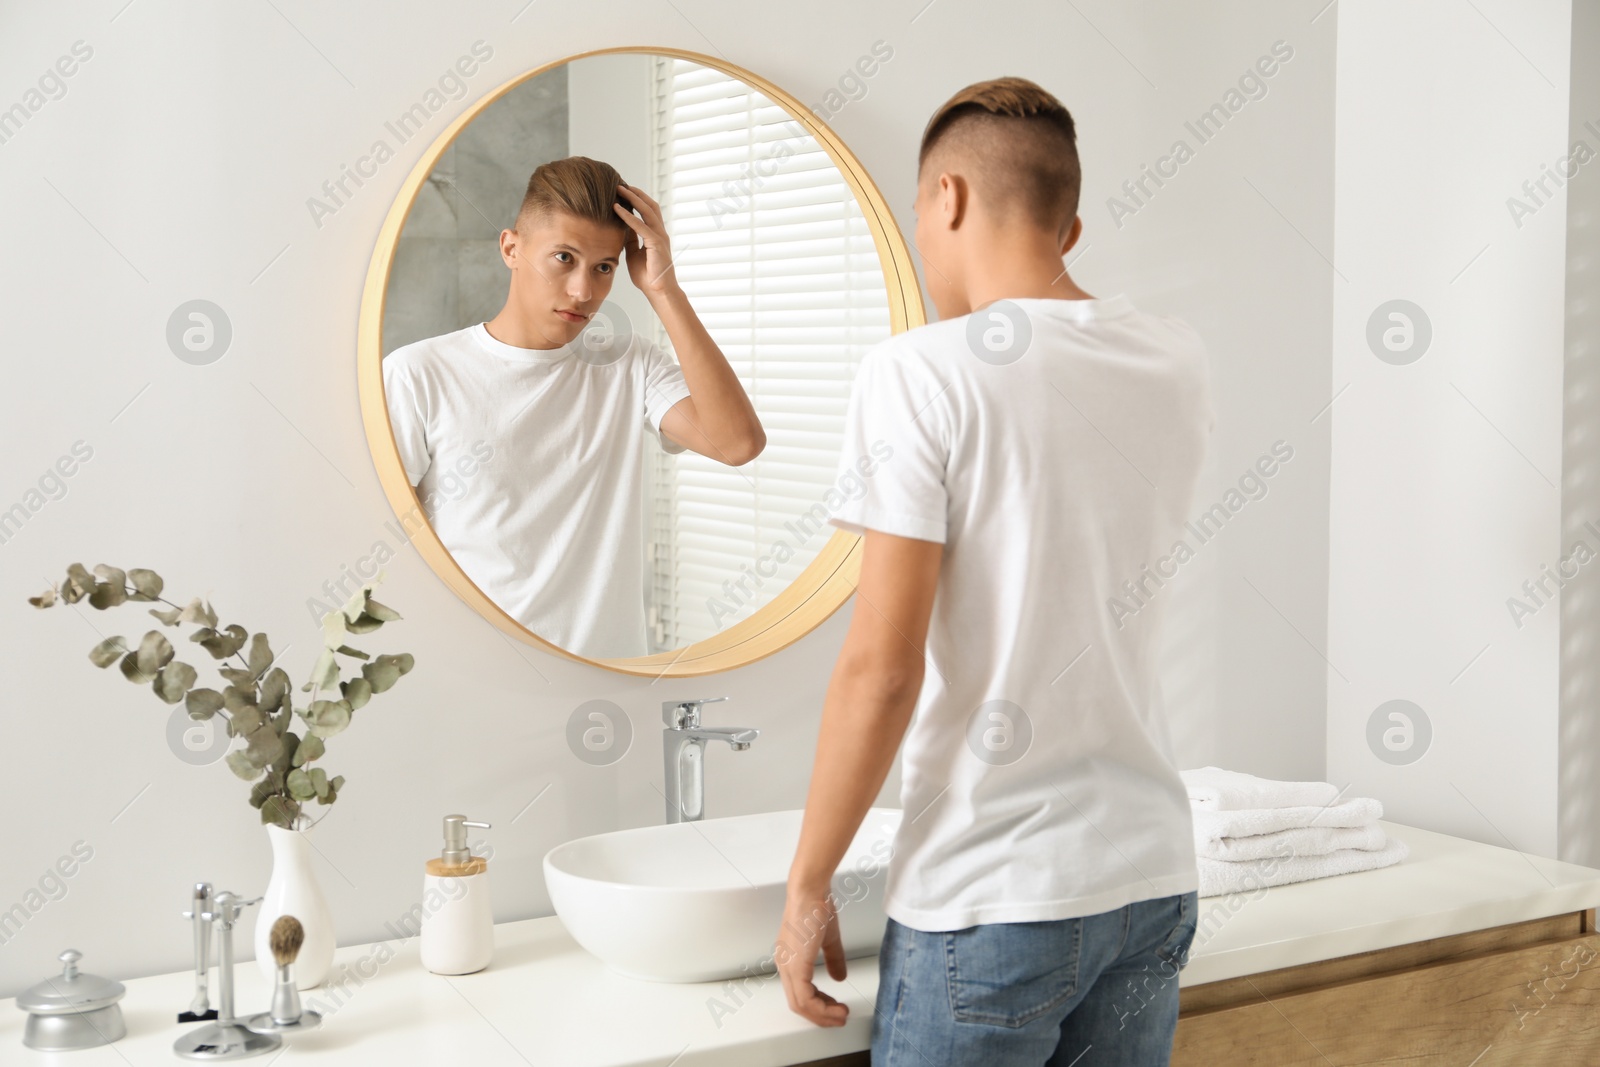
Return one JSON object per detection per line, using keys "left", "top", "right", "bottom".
{"left": 383, "top": 323, "right": 691, "bottom": 658}
{"left": 829, "top": 294, "right": 1214, "bottom": 930}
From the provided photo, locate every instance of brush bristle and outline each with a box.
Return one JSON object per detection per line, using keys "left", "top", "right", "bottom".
{"left": 270, "top": 915, "right": 304, "bottom": 966}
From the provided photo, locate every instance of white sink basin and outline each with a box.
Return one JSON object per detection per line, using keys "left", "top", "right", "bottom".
{"left": 544, "top": 807, "right": 902, "bottom": 983}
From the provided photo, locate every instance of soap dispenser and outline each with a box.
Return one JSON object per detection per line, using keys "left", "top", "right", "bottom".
{"left": 420, "top": 814, "right": 493, "bottom": 975}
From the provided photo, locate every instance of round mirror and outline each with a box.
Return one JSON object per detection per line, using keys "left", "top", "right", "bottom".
{"left": 357, "top": 46, "right": 922, "bottom": 675}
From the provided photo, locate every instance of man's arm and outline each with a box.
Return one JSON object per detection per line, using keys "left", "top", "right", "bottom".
{"left": 776, "top": 528, "right": 944, "bottom": 1027}
{"left": 652, "top": 288, "right": 766, "bottom": 465}
{"left": 612, "top": 183, "right": 765, "bottom": 466}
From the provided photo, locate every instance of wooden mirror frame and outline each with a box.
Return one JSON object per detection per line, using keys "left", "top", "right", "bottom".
{"left": 356, "top": 45, "right": 925, "bottom": 677}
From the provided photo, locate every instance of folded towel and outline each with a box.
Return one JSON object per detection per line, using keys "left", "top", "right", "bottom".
{"left": 1197, "top": 821, "right": 1389, "bottom": 861}
{"left": 1191, "top": 796, "right": 1383, "bottom": 845}
{"left": 1182, "top": 766, "right": 1343, "bottom": 811}
{"left": 1197, "top": 836, "right": 1409, "bottom": 897}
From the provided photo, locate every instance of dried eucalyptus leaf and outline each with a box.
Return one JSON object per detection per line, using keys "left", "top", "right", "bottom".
{"left": 305, "top": 698, "right": 352, "bottom": 739}
{"left": 89, "top": 637, "right": 126, "bottom": 668}
{"left": 286, "top": 769, "right": 316, "bottom": 801}
{"left": 186, "top": 688, "right": 225, "bottom": 720}
{"left": 119, "top": 651, "right": 155, "bottom": 684}
{"left": 230, "top": 704, "right": 264, "bottom": 736}
{"left": 62, "top": 563, "right": 96, "bottom": 603}
{"left": 153, "top": 661, "right": 197, "bottom": 704}
{"left": 259, "top": 668, "right": 290, "bottom": 711}
{"left": 260, "top": 795, "right": 295, "bottom": 828}
{"left": 220, "top": 624, "right": 247, "bottom": 655}
{"left": 218, "top": 667, "right": 256, "bottom": 687}
{"left": 222, "top": 685, "right": 257, "bottom": 714}
{"left": 135, "top": 631, "right": 175, "bottom": 675}
{"left": 293, "top": 733, "right": 325, "bottom": 766}
{"left": 333, "top": 644, "right": 370, "bottom": 660}
{"left": 344, "top": 613, "right": 383, "bottom": 634}
{"left": 245, "top": 724, "right": 283, "bottom": 765}
{"left": 363, "top": 596, "right": 402, "bottom": 622}
{"left": 89, "top": 581, "right": 127, "bottom": 610}
{"left": 309, "top": 767, "right": 329, "bottom": 799}
{"left": 28, "top": 587, "right": 57, "bottom": 608}
{"left": 179, "top": 598, "right": 218, "bottom": 628}
{"left": 127, "top": 568, "right": 163, "bottom": 600}
{"left": 92, "top": 564, "right": 126, "bottom": 591}
{"left": 148, "top": 605, "right": 183, "bottom": 626}
{"left": 317, "top": 774, "right": 345, "bottom": 805}
{"left": 361, "top": 661, "right": 400, "bottom": 694}
{"left": 139, "top": 633, "right": 174, "bottom": 670}
{"left": 248, "top": 776, "right": 277, "bottom": 808}
{"left": 226, "top": 750, "right": 259, "bottom": 781}
{"left": 246, "top": 633, "right": 273, "bottom": 680}
{"left": 340, "top": 676, "right": 372, "bottom": 710}
{"left": 274, "top": 729, "right": 299, "bottom": 764}
{"left": 197, "top": 624, "right": 247, "bottom": 660}
{"left": 301, "top": 646, "right": 338, "bottom": 693}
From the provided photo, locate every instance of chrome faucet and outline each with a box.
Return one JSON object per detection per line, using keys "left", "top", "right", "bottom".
{"left": 663, "top": 697, "right": 758, "bottom": 824}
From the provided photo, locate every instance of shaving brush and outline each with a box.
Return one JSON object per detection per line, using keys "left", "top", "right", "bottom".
{"left": 269, "top": 916, "right": 306, "bottom": 1023}
{"left": 241, "top": 914, "right": 325, "bottom": 1032}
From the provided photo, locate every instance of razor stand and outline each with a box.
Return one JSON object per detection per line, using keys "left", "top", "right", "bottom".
{"left": 173, "top": 891, "right": 282, "bottom": 1061}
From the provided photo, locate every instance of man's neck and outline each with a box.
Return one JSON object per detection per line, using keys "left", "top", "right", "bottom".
{"left": 959, "top": 237, "right": 1095, "bottom": 312}
{"left": 484, "top": 305, "right": 567, "bottom": 351}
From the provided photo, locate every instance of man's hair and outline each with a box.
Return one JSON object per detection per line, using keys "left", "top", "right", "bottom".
{"left": 515, "top": 155, "right": 630, "bottom": 231}
{"left": 918, "top": 77, "right": 1080, "bottom": 234}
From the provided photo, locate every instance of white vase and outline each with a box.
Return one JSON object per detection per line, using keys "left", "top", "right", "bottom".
{"left": 255, "top": 823, "right": 335, "bottom": 989}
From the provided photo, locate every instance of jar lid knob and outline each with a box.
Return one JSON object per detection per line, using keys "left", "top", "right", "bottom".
{"left": 58, "top": 949, "right": 81, "bottom": 980}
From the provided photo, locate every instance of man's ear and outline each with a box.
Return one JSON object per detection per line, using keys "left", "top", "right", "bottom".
{"left": 1059, "top": 215, "right": 1084, "bottom": 256}
{"left": 939, "top": 172, "right": 968, "bottom": 231}
{"left": 499, "top": 227, "right": 519, "bottom": 269}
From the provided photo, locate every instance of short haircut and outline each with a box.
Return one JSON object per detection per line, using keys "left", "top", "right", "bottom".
{"left": 918, "top": 77, "right": 1081, "bottom": 233}
{"left": 515, "top": 155, "right": 630, "bottom": 232}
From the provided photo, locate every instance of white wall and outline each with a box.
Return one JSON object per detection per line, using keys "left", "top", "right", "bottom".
{"left": 1328, "top": 1, "right": 1574, "bottom": 857}
{"left": 0, "top": 0, "right": 1338, "bottom": 994}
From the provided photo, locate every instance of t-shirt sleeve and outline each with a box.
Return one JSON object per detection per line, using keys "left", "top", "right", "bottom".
{"left": 639, "top": 338, "right": 694, "bottom": 456}
{"left": 828, "top": 342, "right": 951, "bottom": 544}
{"left": 382, "top": 352, "right": 432, "bottom": 486}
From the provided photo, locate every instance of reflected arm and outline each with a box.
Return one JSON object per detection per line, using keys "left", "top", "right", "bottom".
{"left": 653, "top": 285, "right": 767, "bottom": 466}
{"left": 611, "top": 184, "right": 766, "bottom": 466}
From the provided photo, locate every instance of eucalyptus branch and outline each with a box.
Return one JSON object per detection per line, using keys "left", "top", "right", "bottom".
{"left": 30, "top": 564, "right": 415, "bottom": 831}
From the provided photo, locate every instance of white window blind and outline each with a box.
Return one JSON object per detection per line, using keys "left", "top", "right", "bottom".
{"left": 646, "top": 58, "right": 890, "bottom": 651}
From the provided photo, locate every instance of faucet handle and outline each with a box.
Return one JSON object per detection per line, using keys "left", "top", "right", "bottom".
{"left": 662, "top": 696, "right": 728, "bottom": 729}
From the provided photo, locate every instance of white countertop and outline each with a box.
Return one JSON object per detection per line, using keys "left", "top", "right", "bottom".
{"left": 7, "top": 819, "right": 1600, "bottom": 1065}
{"left": 1181, "top": 819, "right": 1600, "bottom": 985}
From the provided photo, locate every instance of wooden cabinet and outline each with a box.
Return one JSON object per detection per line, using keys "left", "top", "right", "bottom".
{"left": 1174, "top": 909, "right": 1600, "bottom": 1065}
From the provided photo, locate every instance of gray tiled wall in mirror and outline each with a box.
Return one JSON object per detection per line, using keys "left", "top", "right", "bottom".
{"left": 382, "top": 66, "right": 568, "bottom": 355}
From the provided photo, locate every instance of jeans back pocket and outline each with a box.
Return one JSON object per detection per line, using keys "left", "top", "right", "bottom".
{"left": 945, "top": 918, "right": 1083, "bottom": 1028}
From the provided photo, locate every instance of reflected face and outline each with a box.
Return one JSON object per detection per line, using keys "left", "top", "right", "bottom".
{"left": 501, "top": 212, "right": 628, "bottom": 347}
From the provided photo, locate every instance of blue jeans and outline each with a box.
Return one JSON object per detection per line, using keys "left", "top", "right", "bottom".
{"left": 871, "top": 891, "right": 1198, "bottom": 1066}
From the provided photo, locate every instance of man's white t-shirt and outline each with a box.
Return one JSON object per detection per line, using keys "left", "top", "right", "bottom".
{"left": 829, "top": 294, "right": 1213, "bottom": 931}
{"left": 383, "top": 322, "right": 691, "bottom": 658}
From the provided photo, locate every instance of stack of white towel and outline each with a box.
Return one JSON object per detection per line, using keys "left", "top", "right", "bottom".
{"left": 1181, "top": 766, "right": 1410, "bottom": 897}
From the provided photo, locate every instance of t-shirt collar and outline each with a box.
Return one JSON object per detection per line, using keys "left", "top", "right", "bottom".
{"left": 471, "top": 322, "right": 576, "bottom": 364}
{"left": 1004, "top": 293, "right": 1136, "bottom": 323}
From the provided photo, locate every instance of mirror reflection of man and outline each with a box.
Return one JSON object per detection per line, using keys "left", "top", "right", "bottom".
{"left": 384, "top": 156, "right": 765, "bottom": 658}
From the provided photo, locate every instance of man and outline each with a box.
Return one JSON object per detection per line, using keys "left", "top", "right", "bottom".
{"left": 775, "top": 78, "right": 1214, "bottom": 1065}
{"left": 384, "top": 156, "right": 764, "bottom": 658}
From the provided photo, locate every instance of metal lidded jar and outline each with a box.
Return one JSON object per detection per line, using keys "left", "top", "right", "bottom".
{"left": 15, "top": 949, "right": 127, "bottom": 1051}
